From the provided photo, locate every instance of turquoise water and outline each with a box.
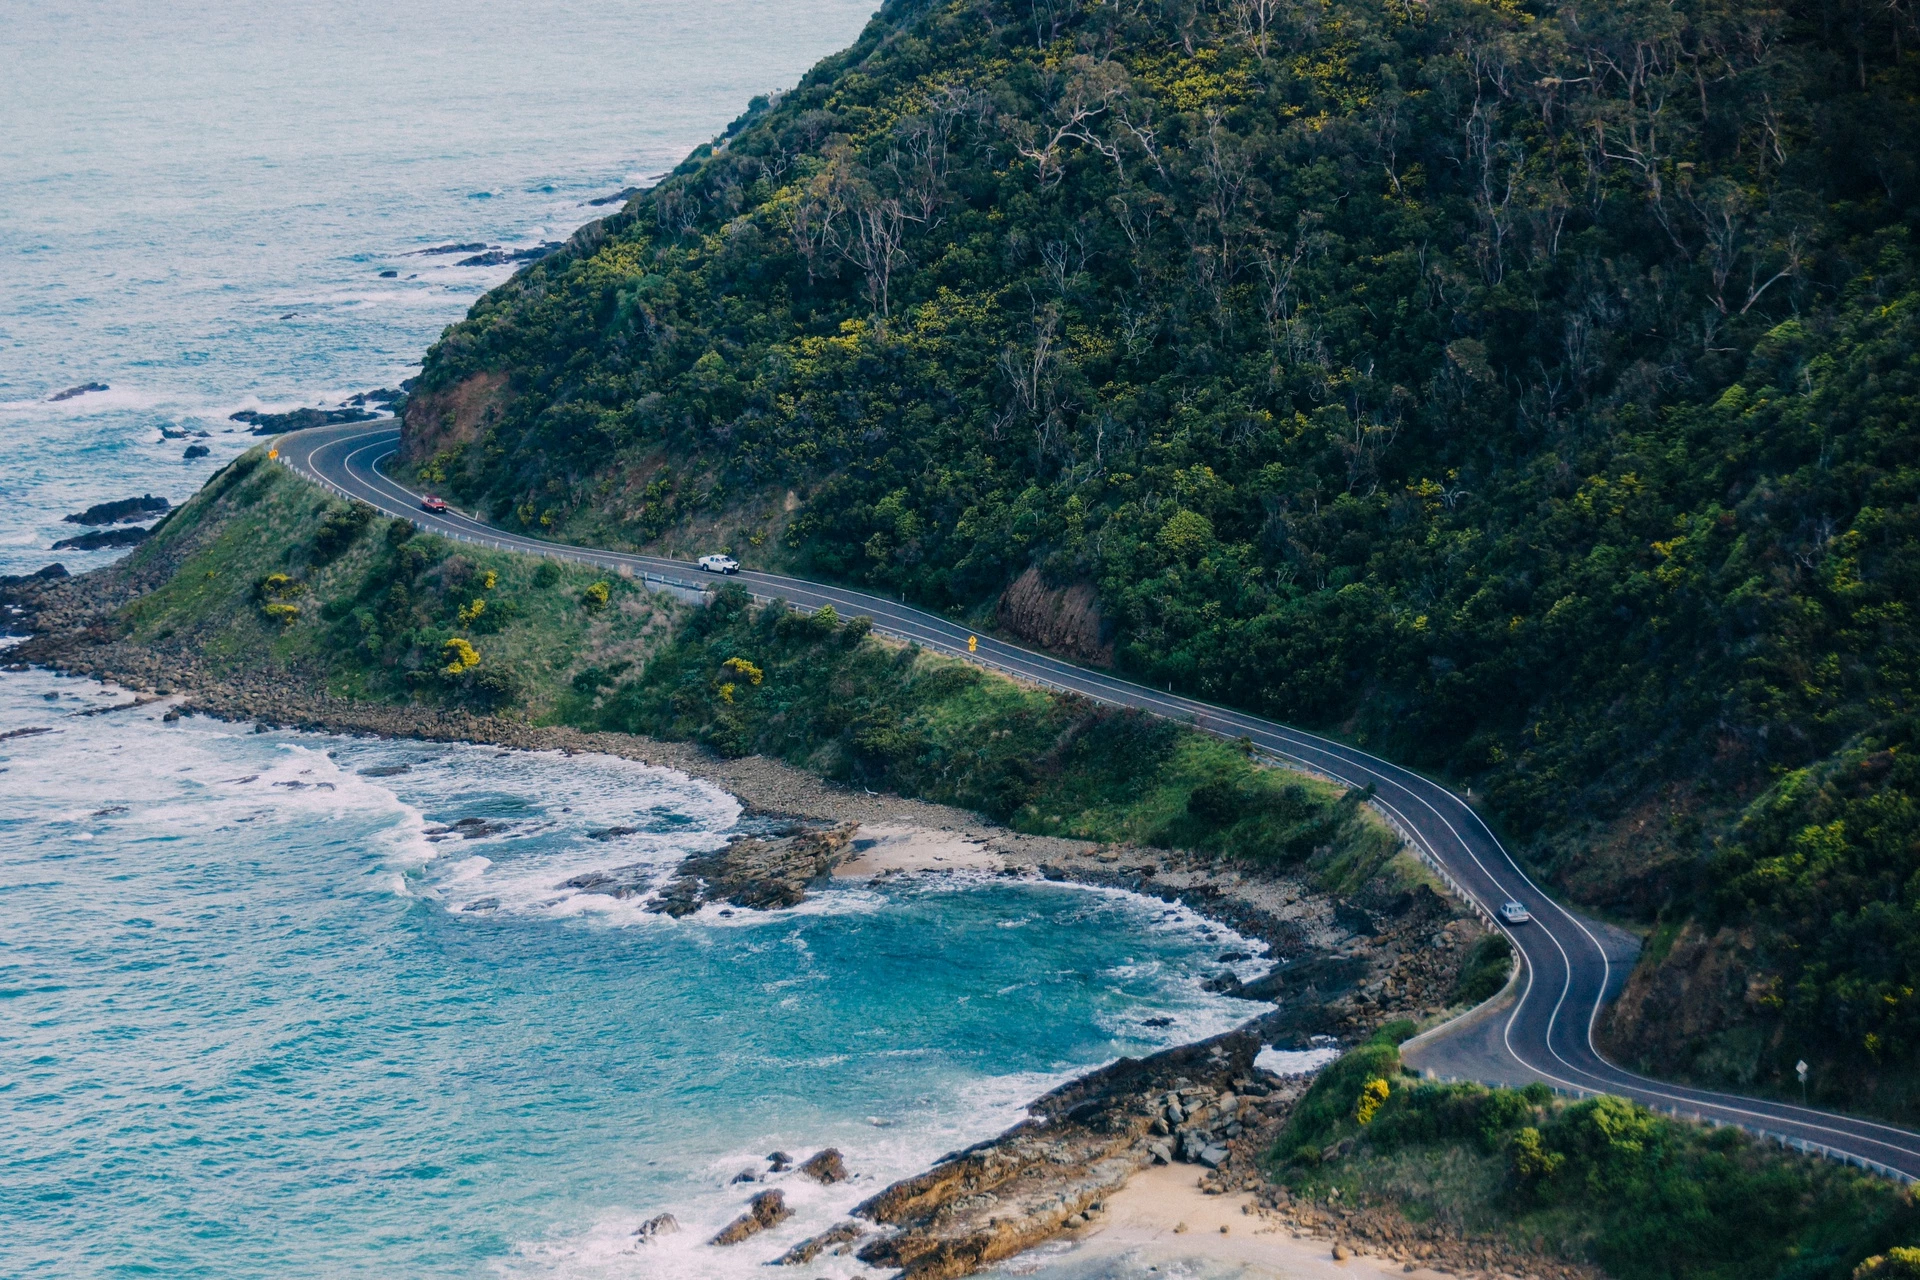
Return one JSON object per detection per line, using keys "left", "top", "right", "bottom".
{"left": 0, "top": 669, "right": 1268, "bottom": 1277}
{"left": 0, "top": 0, "right": 875, "bottom": 577}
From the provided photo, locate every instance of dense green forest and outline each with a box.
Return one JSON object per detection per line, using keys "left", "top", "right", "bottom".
{"left": 403, "top": 0, "right": 1920, "bottom": 1107}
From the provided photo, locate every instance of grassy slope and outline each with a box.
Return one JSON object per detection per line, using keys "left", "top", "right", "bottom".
{"left": 115, "top": 450, "right": 678, "bottom": 717}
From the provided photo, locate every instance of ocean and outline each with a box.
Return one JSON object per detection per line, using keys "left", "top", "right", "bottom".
{"left": 0, "top": 5, "right": 1281, "bottom": 1275}
{"left": 0, "top": 0, "right": 875, "bottom": 577}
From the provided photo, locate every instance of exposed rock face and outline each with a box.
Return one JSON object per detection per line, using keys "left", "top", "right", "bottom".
{"left": 711, "top": 1189, "right": 791, "bottom": 1245}
{"left": 645, "top": 823, "right": 857, "bottom": 916}
{"left": 1596, "top": 919, "right": 1763, "bottom": 1079}
{"left": 853, "top": 1031, "right": 1280, "bottom": 1279}
{"left": 994, "top": 567, "right": 1112, "bottom": 665}
{"left": 400, "top": 370, "right": 509, "bottom": 464}
{"left": 65, "top": 495, "right": 169, "bottom": 526}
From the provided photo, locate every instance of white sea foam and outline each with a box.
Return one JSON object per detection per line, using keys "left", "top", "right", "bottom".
{"left": 1256, "top": 1044, "right": 1343, "bottom": 1077}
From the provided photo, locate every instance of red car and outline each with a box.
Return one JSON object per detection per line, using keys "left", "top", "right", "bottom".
{"left": 420, "top": 495, "right": 449, "bottom": 513}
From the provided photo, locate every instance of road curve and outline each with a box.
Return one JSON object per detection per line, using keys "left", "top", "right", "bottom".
{"left": 282, "top": 420, "right": 1920, "bottom": 1182}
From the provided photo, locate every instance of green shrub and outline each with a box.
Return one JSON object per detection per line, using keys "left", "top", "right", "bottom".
{"left": 1453, "top": 934, "right": 1515, "bottom": 1006}
{"left": 1858, "top": 1248, "right": 1920, "bottom": 1279}
{"left": 592, "top": 587, "right": 1386, "bottom": 869}
{"left": 311, "top": 502, "right": 375, "bottom": 564}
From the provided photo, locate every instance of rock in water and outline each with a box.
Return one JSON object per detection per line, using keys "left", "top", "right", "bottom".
{"left": 586, "top": 186, "right": 642, "bottom": 207}
{"left": 48, "top": 382, "right": 108, "bottom": 401}
{"left": 51, "top": 526, "right": 151, "bottom": 551}
{"left": 767, "top": 1150, "right": 794, "bottom": 1172}
{"left": 799, "top": 1148, "right": 849, "bottom": 1184}
{"left": 633, "top": 1212, "right": 679, "bottom": 1241}
{"left": 710, "top": 1190, "right": 790, "bottom": 1245}
{"left": 228, "top": 406, "right": 377, "bottom": 435}
{"left": 645, "top": 822, "right": 857, "bottom": 916}
{"left": 455, "top": 241, "right": 561, "bottom": 266}
{"left": 64, "top": 495, "right": 169, "bottom": 526}
{"left": 183, "top": 444, "right": 211, "bottom": 459}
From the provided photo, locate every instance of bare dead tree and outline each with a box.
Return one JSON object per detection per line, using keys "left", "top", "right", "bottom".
{"left": 1012, "top": 57, "right": 1131, "bottom": 188}
{"left": 847, "top": 194, "right": 908, "bottom": 321}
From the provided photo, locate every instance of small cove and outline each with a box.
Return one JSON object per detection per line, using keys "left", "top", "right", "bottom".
{"left": 0, "top": 667, "right": 1271, "bottom": 1277}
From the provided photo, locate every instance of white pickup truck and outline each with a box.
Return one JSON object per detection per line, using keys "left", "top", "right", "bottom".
{"left": 697, "top": 554, "right": 739, "bottom": 574}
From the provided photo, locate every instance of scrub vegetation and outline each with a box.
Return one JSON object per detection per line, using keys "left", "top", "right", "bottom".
{"left": 115, "top": 450, "right": 675, "bottom": 717}
{"left": 1280, "top": 1025, "right": 1920, "bottom": 1280}
{"left": 578, "top": 582, "right": 1403, "bottom": 889}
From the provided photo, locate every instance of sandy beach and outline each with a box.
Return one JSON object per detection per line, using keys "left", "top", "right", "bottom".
{"left": 996, "top": 1163, "right": 1458, "bottom": 1279}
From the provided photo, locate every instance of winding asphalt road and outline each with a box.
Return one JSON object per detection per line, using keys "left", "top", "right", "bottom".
{"left": 283, "top": 420, "right": 1920, "bottom": 1182}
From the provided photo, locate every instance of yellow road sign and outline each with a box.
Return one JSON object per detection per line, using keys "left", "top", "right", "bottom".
{"left": 968, "top": 635, "right": 977, "bottom": 653}
{"left": 267, "top": 449, "right": 278, "bottom": 459}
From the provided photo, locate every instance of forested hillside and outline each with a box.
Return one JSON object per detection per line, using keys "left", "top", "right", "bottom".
{"left": 402, "top": 0, "right": 1920, "bottom": 1112}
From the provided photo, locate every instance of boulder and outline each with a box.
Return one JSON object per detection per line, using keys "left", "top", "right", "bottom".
{"left": 183, "top": 444, "right": 211, "bottom": 458}
{"left": 633, "top": 1212, "right": 679, "bottom": 1241}
{"left": 799, "top": 1148, "right": 849, "bottom": 1184}
{"left": 710, "top": 1190, "right": 790, "bottom": 1245}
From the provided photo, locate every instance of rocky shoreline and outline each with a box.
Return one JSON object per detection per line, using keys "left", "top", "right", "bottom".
{"left": 2, "top": 565, "right": 1531, "bottom": 1278}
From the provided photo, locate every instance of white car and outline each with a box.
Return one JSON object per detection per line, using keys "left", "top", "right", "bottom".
{"left": 698, "top": 554, "right": 739, "bottom": 574}
{"left": 1500, "top": 901, "right": 1532, "bottom": 924}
